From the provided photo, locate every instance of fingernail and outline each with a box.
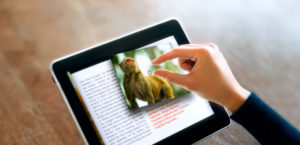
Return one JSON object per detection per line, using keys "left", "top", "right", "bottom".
{"left": 151, "top": 59, "right": 157, "bottom": 64}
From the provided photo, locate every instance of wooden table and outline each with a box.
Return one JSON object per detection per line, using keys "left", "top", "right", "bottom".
{"left": 1, "top": 0, "right": 299, "bottom": 144}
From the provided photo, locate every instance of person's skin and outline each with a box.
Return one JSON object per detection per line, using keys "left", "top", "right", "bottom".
{"left": 152, "top": 44, "right": 250, "bottom": 113}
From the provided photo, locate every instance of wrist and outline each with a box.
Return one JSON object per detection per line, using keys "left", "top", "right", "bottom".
{"left": 224, "top": 86, "right": 250, "bottom": 113}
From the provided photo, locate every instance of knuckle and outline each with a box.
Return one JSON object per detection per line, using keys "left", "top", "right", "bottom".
{"left": 197, "top": 47, "right": 210, "bottom": 55}
{"left": 172, "top": 48, "right": 181, "bottom": 53}
{"left": 208, "top": 43, "right": 218, "bottom": 48}
{"left": 208, "top": 43, "right": 219, "bottom": 51}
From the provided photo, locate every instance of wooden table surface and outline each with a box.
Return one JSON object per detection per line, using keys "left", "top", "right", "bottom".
{"left": 1, "top": 0, "right": 300, "bottom": 144}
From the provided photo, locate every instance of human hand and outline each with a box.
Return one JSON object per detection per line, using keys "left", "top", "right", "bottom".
{"left": 152, "top": 44, "right": 250, "bottom": 113}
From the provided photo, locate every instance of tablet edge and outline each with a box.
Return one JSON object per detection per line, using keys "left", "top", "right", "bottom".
{"left": 50, "top": 66, "right": 89, "bottom": 145}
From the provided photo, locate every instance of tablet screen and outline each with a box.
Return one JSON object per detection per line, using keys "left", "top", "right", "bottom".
{"left": 67, "top": 36, "right": 214, "bottom": 145}
{"left": 111, "top": 37, "right": 191, "bottom": 110}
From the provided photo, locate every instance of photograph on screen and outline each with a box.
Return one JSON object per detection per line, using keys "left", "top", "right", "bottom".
{"left": 111, "top": 38, "right": 190, "bottom": 109}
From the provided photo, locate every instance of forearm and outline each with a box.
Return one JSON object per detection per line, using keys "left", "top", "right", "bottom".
{"left": 230, "top": 92, "right": 300, "bottom": 144}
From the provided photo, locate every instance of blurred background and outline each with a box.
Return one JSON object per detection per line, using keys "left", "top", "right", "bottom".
{"left": 0, "top": 0, "right": 299, "bottom": 144}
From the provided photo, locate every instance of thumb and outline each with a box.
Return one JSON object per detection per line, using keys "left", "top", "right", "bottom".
{"left": 154, "top": 69, "right": 188, "bottom": 87}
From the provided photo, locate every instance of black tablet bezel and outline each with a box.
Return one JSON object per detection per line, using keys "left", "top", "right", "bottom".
{"left": 51, "top": 19, "right": 230, "bottom": 145}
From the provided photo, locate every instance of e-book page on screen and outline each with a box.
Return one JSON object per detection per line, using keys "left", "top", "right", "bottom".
{"left": 68, "top": 36, "right": 214, "bottom": 145}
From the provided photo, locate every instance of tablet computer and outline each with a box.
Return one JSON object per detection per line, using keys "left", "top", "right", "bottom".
{"left": 50, "top": 19, "right": 230, "bottom": 145}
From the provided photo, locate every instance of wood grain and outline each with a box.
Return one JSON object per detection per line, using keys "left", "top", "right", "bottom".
{"left": 0, "top": 0, "right": 299, "bottom": 144}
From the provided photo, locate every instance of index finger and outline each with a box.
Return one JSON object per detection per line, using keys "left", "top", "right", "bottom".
{"left": 152, "top": 48, "right": 199, "bottom": 65}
